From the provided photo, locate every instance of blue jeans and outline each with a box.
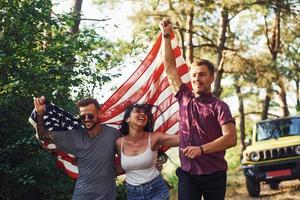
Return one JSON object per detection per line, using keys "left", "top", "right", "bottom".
{"left": 176, "top": 167, "right": 227, "bottom": 200}
{"left": 126, "top": 175, "right": 170, "bottom": 200}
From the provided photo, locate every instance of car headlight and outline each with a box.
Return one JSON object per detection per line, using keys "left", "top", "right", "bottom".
{"left": 249, "top": 151, "right": 260, "bottom": 161}
{"left": 294, "top": 145, "right": 300, "bottom": 155}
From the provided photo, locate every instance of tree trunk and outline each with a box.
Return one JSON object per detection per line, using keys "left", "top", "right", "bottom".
{"left": 261, "top": 99, "right": 270, "bottom": 120}
{"left": 55, "top": 0, "right": 83, "bottom": 101}
{"left": 42, "top": 2, "right": 52, "bottom": 49}
{"left": 296, "top": 79, "right": 300, "bottom": 111}
{"left": 235, "top": 84, "right": 246, "bottom": 151}
{"left": 70, "top": 0, "right": 83, "bottom": 34}
{"left": 176, "top": 21, "right": 186, "bottom": 60}
{"left": 270, "top": 2, "right": 280, "bottom": 58}
{"left": 272, "top": 2, "right": 289, "bottom": 116}
{"left": 278, "top": 79, "right": 289, "bottom": 116}
{"left": 262, "top": 0, "right": 288, "bottom": 118}
{"left": 185, "top": 7, "right": 194, "bottom": 65}
{"left": 213, "top": 8, "right": 228, "bottom": 97}
{"left": 261, "top": 87, "right": 272, "bottom": 120}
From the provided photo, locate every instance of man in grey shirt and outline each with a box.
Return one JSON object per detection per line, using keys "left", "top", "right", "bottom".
{"left": 33, "top": 96, "right": 121, "bottom": 200}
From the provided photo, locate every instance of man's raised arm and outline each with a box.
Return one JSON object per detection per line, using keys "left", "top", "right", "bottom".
{"left": 159, "top": 18, "right": 182, "bottom": 95}
{"left": 33, "top": 96, "right": 54, "bottom": 143}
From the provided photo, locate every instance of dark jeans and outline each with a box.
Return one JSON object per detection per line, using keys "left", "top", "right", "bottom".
{"left": 176, "top": 167, "right": 227, "bottom": 200}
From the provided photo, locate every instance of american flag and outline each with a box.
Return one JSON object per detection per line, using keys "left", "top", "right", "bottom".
{"left": 29, "top": 32, "right": 190, "bottom": 179}
{"left": 29, "top": 102, "right": 82, "bottom": 179}
{"left": 99, "top": 32, "right": 190, "bottom": 152}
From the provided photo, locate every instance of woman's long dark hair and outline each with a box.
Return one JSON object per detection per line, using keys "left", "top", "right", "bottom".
{"left": 119, "top": 103, "right": 156, "bottom": 136}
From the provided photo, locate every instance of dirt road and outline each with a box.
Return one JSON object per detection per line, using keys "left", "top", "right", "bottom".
{"left": 226, "top": 170, "right": 300, "bottom": 200}
{"left": 169, "top": 169, "right": 300, "bottom": 200}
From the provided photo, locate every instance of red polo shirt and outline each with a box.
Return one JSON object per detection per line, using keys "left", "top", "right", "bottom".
{"left": 175, "top": 84, "right": 235, "bottom": 175}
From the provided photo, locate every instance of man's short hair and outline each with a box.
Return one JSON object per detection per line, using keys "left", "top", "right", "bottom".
{"left": 190, "top": 59, "right": 215, "bottom": 75}
{"left": 76, "top": 97, "right": 100, "bottom": 110}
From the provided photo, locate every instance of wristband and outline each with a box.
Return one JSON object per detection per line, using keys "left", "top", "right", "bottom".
{"left": 163, "top": 33, "right": 170, "bottom": 39}
{"left": 199, "top": 145, "right": 204, "bottom": 155}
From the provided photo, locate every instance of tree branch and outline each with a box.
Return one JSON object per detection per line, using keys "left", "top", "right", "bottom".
{"left": 264, "top": 15, "right": 273, "bottom": 54}
{"left": 80, "top": 18, "right": 111, "bottom": 22}
{"left": 173, "top": 25, "right": 217, "bottom": 47}
{"left": 193, "top": 43, "right": 217, "bottom": 48}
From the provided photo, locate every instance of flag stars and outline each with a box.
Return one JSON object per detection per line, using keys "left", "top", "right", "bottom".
{"left": 67, "top": 126, "right": 73, "bottom": 130}
{"left": 51, "top": 118, "right": 59, "bottom": 122}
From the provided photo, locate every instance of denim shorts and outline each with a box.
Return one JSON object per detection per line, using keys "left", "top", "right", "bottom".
{"left": 126, "top": 175, "right": 170, "bottom": 200}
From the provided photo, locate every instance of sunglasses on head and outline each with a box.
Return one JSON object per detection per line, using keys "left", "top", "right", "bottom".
{"left": 80, "top": 113, "right": 95, "bottom": 121}
{"left": 132, "top": 107, "right": 147, "bottom": 114}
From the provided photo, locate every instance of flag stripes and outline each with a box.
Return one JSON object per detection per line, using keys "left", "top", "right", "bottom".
{"left": 99, "top": 32, "right": 190, "bottom": 140}
{"left": 30, "top": 32, "right": 190, "bottom": 179}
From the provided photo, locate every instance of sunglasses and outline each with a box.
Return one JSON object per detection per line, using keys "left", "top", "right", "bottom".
{"left": 80, "top": 113, "right": 95, "bottom": 121}
{"left": 132, "top": 107, "right": 147, "bottom": 114}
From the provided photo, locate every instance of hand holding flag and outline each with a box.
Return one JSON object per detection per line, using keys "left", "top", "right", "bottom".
{"left": 29, "top": 101, "right": 83, "bottom": 179}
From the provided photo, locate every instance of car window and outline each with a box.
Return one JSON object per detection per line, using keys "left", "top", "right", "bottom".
{"left": 256, "top": 117, "right": 300, "bottom": 141}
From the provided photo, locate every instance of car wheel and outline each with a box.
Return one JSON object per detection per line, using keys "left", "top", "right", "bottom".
{"left": 269, "top": 182, "right": 280, "bottom": 190}
{"left": 246, "top": 176, "right": 260, "bottom": 197}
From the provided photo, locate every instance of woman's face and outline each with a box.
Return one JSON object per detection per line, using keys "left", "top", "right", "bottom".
{"left": 128, "top": 107, "right": 149, "bottom": 128}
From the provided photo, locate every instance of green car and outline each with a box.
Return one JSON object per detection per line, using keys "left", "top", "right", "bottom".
{"left": 241, "top": 116, "right": 300, "bottom": 197}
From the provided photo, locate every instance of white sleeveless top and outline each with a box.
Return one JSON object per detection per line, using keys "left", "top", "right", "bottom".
{"left": 121, "top": 133, "right": 159, "bottom": 186}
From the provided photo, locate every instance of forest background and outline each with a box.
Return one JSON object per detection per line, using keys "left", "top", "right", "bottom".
{"left": 1, "top": 0, "right": 299, "bottom": 199}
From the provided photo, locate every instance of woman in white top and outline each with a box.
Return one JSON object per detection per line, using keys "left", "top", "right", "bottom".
{"left": 116, "top": 104, "right": 179, "bottom": 200}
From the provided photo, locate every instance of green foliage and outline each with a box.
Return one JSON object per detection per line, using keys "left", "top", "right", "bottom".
{"left": 220, "top": 84, "right": 235, "bottom": 98}
{"left": 0, "top": 0, "right": 129, "bottom": 199}
{"left": 296, "top": 104, "right": 300, "bottom": 112}
{"left": 226, "top": 145, "right": 242, "bottom": 170}
{"left": 0, "top": 133, "right": 74, "bottom": 200}
{"left": 116, "top": 181, "right": 127, "bottom": 200}
{"left": 163, "top": 172, "right": 179, "bottom": 200}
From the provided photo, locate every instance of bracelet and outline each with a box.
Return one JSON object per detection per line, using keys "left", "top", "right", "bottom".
{"left": 199, "top": 145, "right": 204, "bottom": 155}
{"left": 163, "top": 33, "right": 170, "bottom": 39}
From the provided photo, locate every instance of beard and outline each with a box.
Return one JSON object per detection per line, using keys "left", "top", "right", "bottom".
{"left": 84, "top": 121, "right": 97, "bottom": 130}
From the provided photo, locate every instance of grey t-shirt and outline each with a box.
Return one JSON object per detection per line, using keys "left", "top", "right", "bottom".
{"left": 53, "top": 125, "right": 121, "bottom": 200}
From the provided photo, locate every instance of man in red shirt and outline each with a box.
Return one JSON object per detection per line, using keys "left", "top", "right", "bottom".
{"left": 159, "top": 18, "right": 237, "bottom": 200}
